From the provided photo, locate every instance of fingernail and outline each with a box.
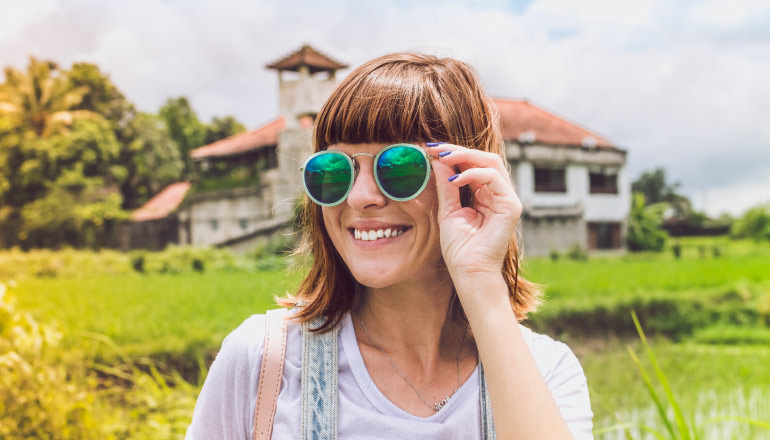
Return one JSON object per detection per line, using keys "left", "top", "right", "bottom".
{"left": 448, "top": 174, "right": 459, "bottom": 182}
{"left": 426, "top": 142, "right": 441, "bottom": 147}
{"left": 438, "top": 151, "right": 452, "bottom": 157}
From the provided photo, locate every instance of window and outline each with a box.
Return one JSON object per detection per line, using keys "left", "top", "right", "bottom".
{"left": 239, "top": 219, "right": 248, "bottom": 230}
{"left": 590, "top": 173, "right": 618, "bottom": 194}
{"left": 587, "top": 222, "right": 621, "bottom": 249}
{"left": 210, "top": 219, "right": 219, "bottom": 231}
{"left": 534, "top": 167, "right": 567, "bottom": 193}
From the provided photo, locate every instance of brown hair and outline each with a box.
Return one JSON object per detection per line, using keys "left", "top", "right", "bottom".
{"left": 278, "top": 52, "right": 542, "bottom": 331}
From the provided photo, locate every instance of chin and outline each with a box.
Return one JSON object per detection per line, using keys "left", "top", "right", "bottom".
{"left": 347, "top": 265, "right": 401, "bottom": 289}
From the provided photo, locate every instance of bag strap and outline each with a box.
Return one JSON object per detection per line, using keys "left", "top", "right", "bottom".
{"left": 253, "top": 308, "right": 289, "bottom": 440}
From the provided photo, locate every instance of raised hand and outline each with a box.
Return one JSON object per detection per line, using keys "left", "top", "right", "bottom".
{"left": 427, "top": 143, "right": 522, "bottom": 285}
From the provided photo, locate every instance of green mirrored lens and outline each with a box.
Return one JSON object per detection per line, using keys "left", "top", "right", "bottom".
{"left": 376, "top": 146, "right": 429, "bottom": 200}
{"left": 304, "top": 153, "right": 352, "bottom": 205}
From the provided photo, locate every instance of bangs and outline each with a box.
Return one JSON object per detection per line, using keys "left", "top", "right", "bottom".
{"left": 314, "top": 55, "right": 489, "bottom": 151}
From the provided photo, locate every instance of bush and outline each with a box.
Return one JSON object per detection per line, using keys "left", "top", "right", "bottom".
{"left": 527, "top": 283, "right": 768, "bottom": 341}
{"left": 0, "top": 282, "right": 100, "bottom": 438}
{"left": 549, "top": 249, "right": 560, "bottom": 261}
{"left": 730, "top": 202, "right": 770, "bottom": 241}
{"left": 627, "top": 192, "right": 669, "bottom": 252}
{"left": 130, "top": 251, "right": 146, "bottom": 273}
{"left": 0, "top": 281, "right": 197, "bottom": 438}
{"left": 566, "top": 243, "right": 588, "bottom": 261}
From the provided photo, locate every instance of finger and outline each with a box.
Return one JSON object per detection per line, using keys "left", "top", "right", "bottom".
{"left": 426, "top": 144, "right": 508, "bottom": 176}
{"left": 430, "top": 155, "right": 463, "bottom": 220}
{"left": 431, "top": 147, "right": 509, "bottom": 179}
{"left": 448, "top": 167, "right": 514, "bottom": 198}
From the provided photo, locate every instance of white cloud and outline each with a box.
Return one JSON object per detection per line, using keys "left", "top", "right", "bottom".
{"left": 1, "top": 0, "right": 768, "bottom": 215}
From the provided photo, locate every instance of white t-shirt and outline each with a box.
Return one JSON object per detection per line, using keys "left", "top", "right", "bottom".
{"left": 186, "top": 312, "right": 594, "bottom": 439}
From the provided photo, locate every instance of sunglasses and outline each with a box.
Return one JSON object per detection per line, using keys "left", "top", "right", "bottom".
{"left": 300, "top": 143, "right": 432, "bottom": 206}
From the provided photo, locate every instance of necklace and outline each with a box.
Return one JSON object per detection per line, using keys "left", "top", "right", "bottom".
{"left": 358, "top": 314, "right": 469, "bottom": 412}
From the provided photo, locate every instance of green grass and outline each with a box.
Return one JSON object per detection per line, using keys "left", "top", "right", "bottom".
{"left": 583, "top": 341, "right": 770, "bottom": 439}
{"left": 524, "top": 238, "right": 770, "bottom": 302}
{"left": 5, "top": 236, "right": 770, "bottom": 437}
{"left": 12, "top": 271, "right": 300, "bottom": 363}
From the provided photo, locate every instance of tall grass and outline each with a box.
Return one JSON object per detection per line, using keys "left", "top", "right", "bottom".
{"left": 594, "top": 311, "right": 770, "bottom": 440}
{"left": 0, "top": 281, "right": 198, "bottom": 439}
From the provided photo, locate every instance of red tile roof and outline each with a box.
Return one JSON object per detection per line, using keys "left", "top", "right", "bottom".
{"left": 494, "top": 98, "right": 615, "bottom": 148}
{"left": 190, "top": 117, "right": 285, "bottom": 160}
{"left": 267, "top": 44, "right": 348, "bottom": 74}
{"left": 130, "top": 181, "right": 191, "bottom": 222}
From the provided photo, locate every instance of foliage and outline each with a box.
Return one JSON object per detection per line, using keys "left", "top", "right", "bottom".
{"left": 67, "top": 62, "right": 135, "bottom": 140}
{"left": 529, "top": 283, "right": 768, "bottom": 341}
{"left": 0, "top": 57, "right": 98, "bottom": 138}
{"left": 730, "top": 202, "right": 770, "bottom": 241}
{"left": 192, "top": 163, "right": 261, "bottom": 193}
{"left": 566, "top": 242, "right": 589, "bottom": 261}
{"left": 2, "top": 118, "right": 129, "bottom": 248}
{"left": 0, "top": 58, "right": 131, "bottom": 249}
{"left": 119, "top": 112, "right": 184, "bottom": 209}
{"left": 631, "top": 167, "right": 691, "bottom": 217}
{"left": 595, "top": 312, "right": 770, "bottom": 439}
{"left": 159, "top": 96, "right": 205, "bottom": 172}
{"left": 0, "top": 281, "right": 197, "bottom": 438}
{"left": 627, "top": 192, "right": 669, "bottom": 251}
{"left": 0, "top": 282, "right": 102, "bottom": 439}
{"left": 203, "top": 115, "right": 246, "bottom": 145}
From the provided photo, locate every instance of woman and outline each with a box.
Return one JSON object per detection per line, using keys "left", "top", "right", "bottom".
{"left": 187, "top": 52, "right": 593, "bottom": 439}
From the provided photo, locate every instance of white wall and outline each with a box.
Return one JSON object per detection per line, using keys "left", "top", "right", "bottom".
{"left": 584, "top": 166, "right": 630, "bottom": 222}
{"left": 513, "top": 156, "right": 629, "bottom": 223}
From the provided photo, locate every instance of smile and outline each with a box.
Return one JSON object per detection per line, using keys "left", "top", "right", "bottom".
{"left": 352, "top": 227, "right": 409, "bottom": 241}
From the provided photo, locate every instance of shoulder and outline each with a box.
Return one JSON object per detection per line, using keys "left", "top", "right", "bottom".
{"left": 215, "top": 313, "right": 267, "bottom": 371}
{"left": 214, "top": 310, "right": 304, "bottom": 375}
{"left": 186, "top": 311, "right": 304, "bottom": 440}
{"left": 517, "top": 323, "right": 583, "bottom": 382}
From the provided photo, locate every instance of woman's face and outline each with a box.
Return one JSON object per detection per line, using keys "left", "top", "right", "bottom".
{"left": 321, "top": 142, "right": 445, "bottom": 289}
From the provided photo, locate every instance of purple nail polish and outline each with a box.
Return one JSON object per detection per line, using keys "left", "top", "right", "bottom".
{"left": 448, "top": 174, "right": 459, "bottom": 182}
{"left": 426, "top": 142, "right": 441, "bottom": 147}
{"left": 438, "top": 151, "right": 452, "bottom": 157}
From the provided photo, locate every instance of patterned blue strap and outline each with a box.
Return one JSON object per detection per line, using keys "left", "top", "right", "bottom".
{"left": 479, "top": 362, "right": 497, "bottom": 439}
{"left": 300, "top": 316, "right": 496, "bottom": 439}
{"left": 300, "top": 316, "right": 339, "bottom": 440}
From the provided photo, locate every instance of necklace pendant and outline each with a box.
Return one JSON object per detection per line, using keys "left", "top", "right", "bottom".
{"left": 434, "top": 395, "right": 451, "bottom": 412}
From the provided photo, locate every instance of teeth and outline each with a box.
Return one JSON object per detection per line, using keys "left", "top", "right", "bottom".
{"left": 353, "top": 227, "right": 406, "bottom": 241}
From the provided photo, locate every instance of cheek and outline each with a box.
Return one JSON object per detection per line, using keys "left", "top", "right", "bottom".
{"left": 321, "top": 208, "right": 344, "bottom": 244}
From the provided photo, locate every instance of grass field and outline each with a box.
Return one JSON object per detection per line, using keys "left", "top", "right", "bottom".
{"left": 13, "top": 270, "right": 298, "bottom": 362}
{"left": 5, "top": 236, "right": 770, "bottom": 438}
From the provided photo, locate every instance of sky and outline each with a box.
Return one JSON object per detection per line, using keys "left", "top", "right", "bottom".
{"left": 1, "top": 0, "right": 769, "bottom": 217}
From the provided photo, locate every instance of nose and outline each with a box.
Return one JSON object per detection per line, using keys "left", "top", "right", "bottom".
{"left": 346, "top": 158, "right": 387, "bottom": 210}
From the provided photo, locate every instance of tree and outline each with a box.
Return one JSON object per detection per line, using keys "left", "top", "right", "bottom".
{"left": 631, "top": 167, "right": 691, "bottom": 217}
{"left": 203, "top": 115, "right": 246, "bottom": 145}
{"left": 0, "top": 111, "right": 128, "bottom": 248}
{"left": 67, "top": 62, "right": 135, "bottom": 142}
{"left": 119, "top": 113, "right": 184, "bottom": 209}
{"left": 0, "top": 57, "right": 97, "bottom": 138}
{"left": 159, "top": 97, "right": 204, "bottom": 172}
{"left": 730, "top": 202, "right": 770, "bottom": 241}
{"left": 627, "top": 192, "right": 669, "bottom": 251}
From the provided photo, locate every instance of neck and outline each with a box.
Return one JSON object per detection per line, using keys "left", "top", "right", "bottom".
{"left": 353, "top": 270, "right": 471, "bottom": 369}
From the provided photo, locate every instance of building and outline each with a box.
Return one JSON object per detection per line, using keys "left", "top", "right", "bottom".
{"left": 126, "top": 45, "right": 628, "bottom": 256}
